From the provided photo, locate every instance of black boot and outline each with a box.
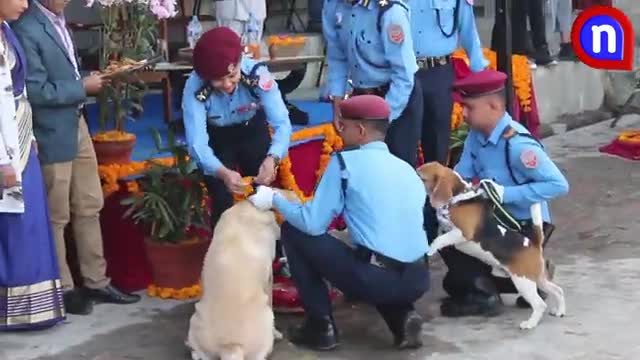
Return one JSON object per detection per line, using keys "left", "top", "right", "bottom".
{"left": 557, "top": 43, "right": 578, "bottom": 61}
{"left": 377, "top": 306, "right": 424, "bottom": 349}
{"left": 289, "top": 316, "right": 339, "bottom": 351}
{"left": 63, "top": 288, "right": 93, "bottom": 315}
{"left": 441, "top": 277, "right": 504, "bottom": 317}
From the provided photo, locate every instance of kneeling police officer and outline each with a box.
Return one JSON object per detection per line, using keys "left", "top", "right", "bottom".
{"left": 248, "top": 95, "right": 430, "bottom": 351}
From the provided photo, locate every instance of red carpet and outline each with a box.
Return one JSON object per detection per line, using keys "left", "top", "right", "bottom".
{"left": 102, "top": 138, "right": 332, "bottom": 293}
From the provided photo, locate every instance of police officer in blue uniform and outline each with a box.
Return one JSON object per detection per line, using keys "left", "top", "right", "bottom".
{"left": 249, "top": 95, "right": 430, "bottom": 351}
{"left": 437, "top": 69, "right": 569, "bottom": 317}
{"left": 407, "top": 0, "right": 487, "bottom": 267}
{"left": 407, "top": 0, "right": 486, "bottom": 165}
{"left": 323, "top": 0, "right": 423, "bottom": 166}
{"left": 182, "top": 27, "right": 292, "bottom": 225}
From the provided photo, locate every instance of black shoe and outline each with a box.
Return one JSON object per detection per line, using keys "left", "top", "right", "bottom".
{"left": 394, "top": 311, "right": 424, "bottom": 350}
{"left": 63, "top": 289, "right": 93, "bottom": 315}
{"left": 532, "top": 45, "right": 558, "bottom": 67}
{"left": 84, "top": 284, "right": 141, "bottom": 304}
{"left": 440, "top": 293, "right": 504, "bottom": 317}
{"left": 557, "top": 43, "right": 578, "bottom": 61}
{"left": 288, "top": 316, "right": 339, "bottom": 351}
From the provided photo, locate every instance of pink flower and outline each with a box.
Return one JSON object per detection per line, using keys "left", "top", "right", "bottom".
{"left": 149, "top": 0, "right": 177, "bottom": 19}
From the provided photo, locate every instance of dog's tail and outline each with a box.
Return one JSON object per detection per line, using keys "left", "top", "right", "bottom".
{"left": 220, "top": 344, "right": 243, "bottom": 360}
{"left": 530, "top": 202, "right": 544, "bottom": 248}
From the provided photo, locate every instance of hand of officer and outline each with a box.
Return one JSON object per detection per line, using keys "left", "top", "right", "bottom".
{"left": 82, "top": 73, "right": 109, "bottom": 95}
{"left": 248, "top": 186, "right": 275, "bottom": 210}
{"left": 220, "top": 168, "right": 247, "bottom": 194}
{"left": 0, "top": 164, "right": 17, "bottom": 188}
{"left": 255, "top": 156, "right": 277, "bottom": 185}
{"left": 479, "top": 179, "right": 505, "bottom": 203}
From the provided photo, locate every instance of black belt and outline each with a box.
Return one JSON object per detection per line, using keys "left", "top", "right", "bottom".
{"left": 416, "top": 55, "right": 452, "bottom": 69}
{"left": 354, "top": 246, "right": 424, "bottom": 272}
{"left": 352, "top": 83, "right": 390, "bottom": 97}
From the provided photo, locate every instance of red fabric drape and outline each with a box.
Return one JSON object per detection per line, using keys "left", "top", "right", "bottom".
{"left": 599, "top": 138, "right": 640, "bottom": 160}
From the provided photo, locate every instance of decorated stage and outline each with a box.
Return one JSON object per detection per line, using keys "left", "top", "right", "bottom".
{"left": 87, "top": 48, "right": 542, "bottom": 304}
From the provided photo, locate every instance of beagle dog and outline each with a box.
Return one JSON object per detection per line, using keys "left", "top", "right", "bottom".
{"left": 417, "top": 162, "right": 566, "bottom": 330}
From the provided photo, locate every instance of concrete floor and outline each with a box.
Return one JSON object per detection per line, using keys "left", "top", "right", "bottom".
{"left": 2, "top": 115, "right": 640, "bottom": 360}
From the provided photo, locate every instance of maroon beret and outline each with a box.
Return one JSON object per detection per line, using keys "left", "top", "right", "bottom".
{"left": 452, "top": 69, "right": 507, "bottom": 102}
{"left": 193, "top": 27, "right": 242, "bottom": 81}
{"left": 339, "top": 95, "right": 390, "bottom": 121}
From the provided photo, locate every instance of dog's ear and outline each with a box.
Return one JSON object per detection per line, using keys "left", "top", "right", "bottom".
{"left": 430, "top": 176, "right": 453, "bottom": 208}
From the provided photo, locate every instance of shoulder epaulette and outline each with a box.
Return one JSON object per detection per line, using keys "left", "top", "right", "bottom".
{"left": 195, "top": 84, "right": 213, "bottom": 103}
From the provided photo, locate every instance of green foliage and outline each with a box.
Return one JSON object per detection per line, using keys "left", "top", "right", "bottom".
{"left": 97, "top": 3, "right": 158, "bottom": 132}
{"left": 121, "top": 128, "right": 210, "bottom": 244}
{"left": 450, "top": 122, "right": 469, "bottom": 150}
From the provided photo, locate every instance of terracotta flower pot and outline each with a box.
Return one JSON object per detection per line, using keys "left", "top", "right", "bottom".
{"left": 93, "top": 137, "right": 136, "bottom": 165}
{"left": 144, "top": 238, "right": 210, "bottom": 289}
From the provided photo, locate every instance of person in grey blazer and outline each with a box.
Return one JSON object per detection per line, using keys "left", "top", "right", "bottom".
{"left": 12, "top": 0, "right": 140, "bottom": 315}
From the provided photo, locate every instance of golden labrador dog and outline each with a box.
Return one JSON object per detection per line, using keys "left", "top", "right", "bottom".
{"left": 417, "top": 162, "right": 565, "bottom": 330}
{"left": 187, "top": 190, "right": 299, "bottom": 360}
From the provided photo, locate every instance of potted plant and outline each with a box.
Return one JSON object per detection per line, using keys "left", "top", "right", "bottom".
{"left": 87, "top": 0, "right": 177, "bottom": 164}
{"left": 121, "top": 128, "right": 211, "bottom": 290}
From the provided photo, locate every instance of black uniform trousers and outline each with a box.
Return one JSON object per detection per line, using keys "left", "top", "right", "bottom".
{"left": 280, "top": 222, "right": 430, "bottom": 322}
{"left": 352, "top": 77, "right": 423, "bottom": 167}
{"left": 491, "top": 0, "right": 548, "bottom": 56}
{"left": 204, "top": 110, "right": 270, "bottom": 226}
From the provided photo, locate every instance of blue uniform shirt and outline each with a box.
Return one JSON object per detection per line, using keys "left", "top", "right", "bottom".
{"left": 181, "top": 57, "right": 292, "bottom": 176}
{"left": 322, "top": 0, "right": 418, "bottom": 120}
{"left": 408, "top": 0, "right": 488, "bottom": 72}
{"left": 274, "top": 141, "right": 429, "bottom": 263}
{"left": 454, "top": 113, "right": 570, "bottom": 221}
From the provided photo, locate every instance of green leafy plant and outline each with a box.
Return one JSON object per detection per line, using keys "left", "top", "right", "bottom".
{"left": 450, "top": 123, "right": 469, "bottom": 150}
{"left": 121, "top": 128, "right": 210, "bottom": 243}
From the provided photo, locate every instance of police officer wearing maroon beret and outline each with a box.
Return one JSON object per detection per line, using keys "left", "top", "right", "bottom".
{"left": 182, "top": 27, "right": 292, "bottom": 225}
{"left": 248, "top": 95, "right": 430, "bottom": 351}
{"left": 430, "top": 69, "right": 568, "bottom": 317}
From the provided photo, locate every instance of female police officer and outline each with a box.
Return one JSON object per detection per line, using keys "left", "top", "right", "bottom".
{"left": 182, "top": 27, "right": 292, "bottom": 225}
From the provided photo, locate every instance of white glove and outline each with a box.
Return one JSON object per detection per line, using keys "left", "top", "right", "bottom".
{"left": 479, "top": 179, "right": 505, "bottom": 203}
{"left": 248, "top": 185, "right": 275, "bottom": 210}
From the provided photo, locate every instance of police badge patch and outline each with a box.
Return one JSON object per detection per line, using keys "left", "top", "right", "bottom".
{"left": 520, "top": 149, "right": 538, "bottom": 169}
{"left": 258, "top": 73, "right": 274, "bottom": 91}
{"left": 388, "top": 24, "right": 404, "bottom": 44}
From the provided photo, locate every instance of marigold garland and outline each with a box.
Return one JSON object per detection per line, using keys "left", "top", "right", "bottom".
{"left": 147, "top": 283, "right": 202, "bottom": 300}
{"left": 98, "top": 157, "right": 176, "bottom": 197}
{"left": 618, "top": 130, "right": 640, "bottom": 145}
{"left": 92, "top": 130, "right": 136, "bottom": 142}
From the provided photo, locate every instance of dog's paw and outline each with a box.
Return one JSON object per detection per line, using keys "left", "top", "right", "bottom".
{"left": 274, "top": 327, "right": 284, "bottom": 341}
{"left": 191, "top": 350, "right": 207, "bottom": 360}
{"left": 519, "top": 319, "right": 539, "bottom": 330}
{"left": 427, "top": 248, "right": 438, "bottom": 257}
{"left": 548, "top": 308, "right": 565, "bottom": 317}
